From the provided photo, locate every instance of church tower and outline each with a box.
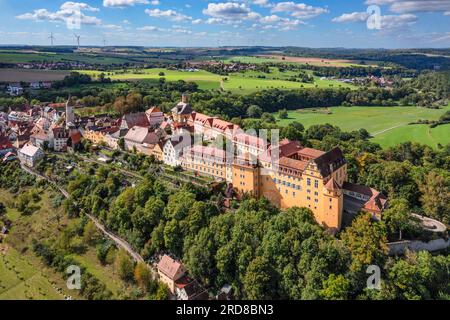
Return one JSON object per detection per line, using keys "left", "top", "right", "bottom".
{"left": 66, "top": 97, "right": 75, "bottom": 129}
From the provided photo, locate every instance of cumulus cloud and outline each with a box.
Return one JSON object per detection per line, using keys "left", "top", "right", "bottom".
{"left": 365, "top": 0, "right": 450, "bottom": 14}
{"left": 271, "top": 2, "right": 329, "bottom": 19}
{"left": 138, "top": 25, "right": 165, "bottom": 31}
{"left": 103, "top": 0, "right": 150, "bottom": 7}
{"left": 333, "top": 10, "right": 417, "bottom": 29}
{"left": 145, "top": 9, "right": 192, "bottom": 21}
{"left": 332, "top": 12, "right": 370, "bottom": 23}
{"left": 16, "top": 2, "right": 101, "bottom": 26}
{"left": 203, "top": 2, "right": 261, "bottom": 21}
{"left": 252, "top": 0, "right": 272, "bottom": 7}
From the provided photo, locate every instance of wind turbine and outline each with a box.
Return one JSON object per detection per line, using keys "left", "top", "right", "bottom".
{"left": 74, "top": 34, "right": 81, "bottom": 49}
{"left": 49, "top": 32, "right": 55, "bottom": 46}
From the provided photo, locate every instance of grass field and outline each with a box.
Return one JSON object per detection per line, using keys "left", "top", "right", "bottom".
{"left": 0, "top": 187, "right": 131, "bottom": 300}
{"left": 0, "top": 190, "right": 78, "bottom": 300}
{"left": 78, "top": 67, "right": 356, "bottom": 93}
{"left": 0, "top": 69, "right": 69, "bottom": 83}
{"left": 275, "top": 105, "right": 450, "bottom": 149}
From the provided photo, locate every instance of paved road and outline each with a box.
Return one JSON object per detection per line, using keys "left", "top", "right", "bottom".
{"left": 86, "top": 213, "right": 145, "bottom": 264}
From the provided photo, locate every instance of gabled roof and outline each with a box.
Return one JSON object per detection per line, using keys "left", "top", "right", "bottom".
{"left": 298, "top": 148, "right": 326, "bottom": 160}
{"left": 124, "top": 126, "right": 160, "bottom": 145}
{"left": 145, "top": 106, "right": 162, "bottom": 115}
{"left": 157, "top": 255, "right": 184, "bottom": 280}
{"left": 19, "top": 145, "right": 42, "bottom": 157}
{"left": 122, "top": 113, "right": 150, "bottom": 129}
{"left": 313, "top": 147, "right": 346, "bottom": 178}
{"left": 279, "top": 157, "right": 309, "bottom": 172}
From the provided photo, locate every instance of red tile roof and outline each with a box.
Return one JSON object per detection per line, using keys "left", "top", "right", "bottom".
{"left": 298, "top": 148, "right": 326, "bottom": 159}
{"left": 157, "top": 255, "right": 184, "bottom": 280}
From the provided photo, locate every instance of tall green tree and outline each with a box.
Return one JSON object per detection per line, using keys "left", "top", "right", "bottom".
{"left": 341, "top": 213, "right": 388, "bottom": 272}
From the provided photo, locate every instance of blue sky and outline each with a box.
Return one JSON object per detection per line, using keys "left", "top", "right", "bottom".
{"left": 0, "top": 0, "right": 449, "bottom": 47}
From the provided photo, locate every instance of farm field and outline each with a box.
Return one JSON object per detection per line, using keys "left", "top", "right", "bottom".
{"left": 222, "top": 55, "right": 372, "bottom": 67}
{"left": 0, "top": 68, "right": 69, "bottom": 82}
{"left": 78, "top": 67, "right": 355, "bottom": 93}
{"left": 0, "top": 51, "right": 133, "bottom": 65}
{"left": 275, "top": 105, "right": 450, "bottom": 149}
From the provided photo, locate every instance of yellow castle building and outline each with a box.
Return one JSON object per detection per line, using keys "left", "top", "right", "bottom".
{"left": 232, "top": 139, "right": 348, "bottom": 230}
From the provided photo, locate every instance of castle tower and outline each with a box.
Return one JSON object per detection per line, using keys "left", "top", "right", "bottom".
{"left": 322, "top": 178, "right": 344, "bottom": 230}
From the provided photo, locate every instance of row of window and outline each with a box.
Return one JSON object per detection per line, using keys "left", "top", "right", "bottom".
{"left": 273, "top": 178, "right": 302, "bottom": 190}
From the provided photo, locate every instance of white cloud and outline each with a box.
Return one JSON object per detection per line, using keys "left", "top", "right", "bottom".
{"left": 138, "top": 25, "right": 165, "bottom": 31}
{"left": 259, "top": 15, "right": 282, "bottom": 23}
{"left": 271, "top": 2, "right": 329, "bottom": 19}
{"left": 103, "top": 0, "right": 150, "bottom": 8}
{"left": 332, "top": 12, "right": 370, "bottom": 23}
{"left": 332, "top": 10, "right": 417, "bottom": 29}
{"left": 203, "top": 2, "right": 260, "bottom": 21}
{"left": 365, "top": 0, "right": 450, "bottom": 14}
{"left": 252, "top": 0, "right": 272, "bottom": 8}
{"left": 145, "top": 9, "right": 192, "bottom": 21}
{"left": 16, "top": 2, "right": 102, "bottom": 26}
{"left": 61, "top": 2, "right": 99, "bottom": 12}
{"left": 380, "top": 13, "right": 417, "bottom": 28}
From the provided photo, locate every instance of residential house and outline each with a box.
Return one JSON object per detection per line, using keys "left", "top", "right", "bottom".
{"left": 83, "top": 127, "right": 118, "bottom": 146}
{"left": 157, "top": 255, "right": 186, "bottom": 294}
{"left": 30, "top": 130, "right": 50, "bottom": 150}
{"left": 18, "top": 145, "right": 44, "bottom": 167}
{"left": 163, "top": 137, "right": 185, "bottom": 167}
{"left": 124, "top": 126, "right": 161, "bottom": 153}
{"left": 175, "top": 277, "right": 209, "bottom": 301}
{"left": 105, "top": 128, "right": 129, "bottom": 150}
{"left": 50, "top": 127, "right": 69, "bottom": 152}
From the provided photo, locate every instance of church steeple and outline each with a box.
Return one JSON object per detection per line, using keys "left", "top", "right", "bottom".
{"left": 66, "top": 96, "right": 75, "bottom": 129}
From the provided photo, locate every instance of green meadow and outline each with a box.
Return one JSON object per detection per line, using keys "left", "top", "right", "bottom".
{"left": 275, "top": 105, "right": 450, "bottom": 149}
{"left": 78, "top": 67, "right": 355, "bottom": 93}
{"left": 0, "top": 188, "right": 132, "bottom": 300}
